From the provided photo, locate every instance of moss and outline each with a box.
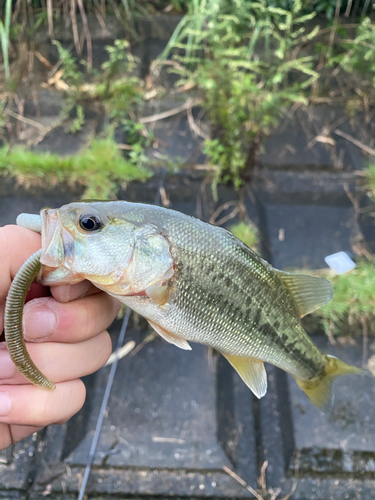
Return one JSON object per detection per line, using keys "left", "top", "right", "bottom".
{"left": 0, "top": 136, "right": 152, "bottom": 199}
{"left": 230, "top": 221, "right": 259, "bottom": 251}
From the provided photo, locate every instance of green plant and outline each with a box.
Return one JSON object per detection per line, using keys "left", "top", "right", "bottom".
{"left": 55, "top": 39, "right": 145, "bottom": 124}
{"left": 162, "top": 0, "right": 321, "bottom": 197}
{"left": 328, "top": 17, "right": 375, "bottom": 103}
{"left": 314, "top": 261, "right": 375, "bottom": 337}
{"left": 0, "top": 135, "right": 151, "bottom": 199}
{"left": 365, "top": 161, "right": 375, "bottom": 197}
{"left": 69, "top": 104, "right": 85, "bottom": 133}
{"left": 52, "top": 38, "right": 156, "bottom": 166}
{"left": 0, "top": 0, "right": 11, "bottom": 80}
{"left": 230, "top": 221, "right": 259, "bottom": 251}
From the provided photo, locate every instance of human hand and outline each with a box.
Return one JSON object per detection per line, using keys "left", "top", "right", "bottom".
{"left": 0, "top": 225, "right": 120, "bottom": 450}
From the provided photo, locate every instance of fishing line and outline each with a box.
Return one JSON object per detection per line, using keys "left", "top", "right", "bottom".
{"left": 78, "top": 168, "right": 165, "bottom": 499}
{"left": 77, "top": 307, "right": 131, "bottom": 500}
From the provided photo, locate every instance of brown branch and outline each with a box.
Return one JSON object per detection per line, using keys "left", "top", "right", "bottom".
{"left": 334, "top": 129, "right": 375, "bottom": 157}
{"left": 139, "top": 98, "right": 203, "bottom": 124}
{"left": 222, "top": 465, "right": 263, "bottom": 500}
{"left": 77, "top": 0, "right": 92, "bottom": 67}
{"left": 215, "top": 207, "right": 240, "bottom": 227}
{"left": 5, "top": 109, "right": 46, "bottom": 131}
{"left": 209, "top": 201, "right": 238, "bottom": 225}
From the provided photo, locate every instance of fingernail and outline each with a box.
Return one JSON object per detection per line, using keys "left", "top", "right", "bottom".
{"left": 0, "top": 350, "right": 15, "bottom": 379}
{"left": 0, "top": 392, "right": 11, "bottom": 416}
{"left": 24, "top": 305, "right": 57, "bottom": 341}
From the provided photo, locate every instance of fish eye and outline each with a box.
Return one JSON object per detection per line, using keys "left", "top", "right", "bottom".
{"left": 79, "top": 213, "right": 102, "bottom": 232}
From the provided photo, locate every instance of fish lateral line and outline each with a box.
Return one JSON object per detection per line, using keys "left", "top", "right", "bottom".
{"left": 13, "top": 202, "right": 366, "bottom": 411}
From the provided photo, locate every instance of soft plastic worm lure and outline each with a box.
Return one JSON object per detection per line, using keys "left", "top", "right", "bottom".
{"left": 4, "top": 249, "right": 56, "bottom": 390}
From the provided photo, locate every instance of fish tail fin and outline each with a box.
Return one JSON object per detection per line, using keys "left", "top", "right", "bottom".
{"left": 294, "top": 355, "right": 364, "bottom": 413}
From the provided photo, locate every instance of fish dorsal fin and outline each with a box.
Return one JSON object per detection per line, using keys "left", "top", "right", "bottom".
{"left": 277, "top": 271, "right": 333, "bottom": 318}
{"left": 223, "top": 354, "right": 267, "bottom": 398}
{"left": 147, "top": 320, "right": 192, "bottom": 351}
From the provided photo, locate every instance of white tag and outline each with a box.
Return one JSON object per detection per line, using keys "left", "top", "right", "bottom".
{"left": 324, "top": 251, "right": 355, "bottom": 274}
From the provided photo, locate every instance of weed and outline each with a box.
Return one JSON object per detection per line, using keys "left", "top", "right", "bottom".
{"left": 53, "top": 41, "right": 85, "bottom": 88}
{"left": 365, "top": 161, "right": 375, "bottom": 198}
{"left": 162, "top": 0, "right": 321, "bottom": 197}
{"left": 54, "top": 39, "right": 145, "bottom": 126}
{"left": 0, "top": 0, "right": 11, "bottom": 80}
{"left": 0, "top": 135, "right": 151, "bottom": 200}
{"left": 314, "top": 261, "right": 375, "bottom": 337}
{"left": 51, "top": 39, "right": 155, "bottom": 174}
{"left": 230, "top": 221, "right": 259, "bottom": 251}
{"left": 69, "top": 104, "right": 85, "bottom": 133}
{"left": 327, "top": 17, "right": 375, "bottom": 109}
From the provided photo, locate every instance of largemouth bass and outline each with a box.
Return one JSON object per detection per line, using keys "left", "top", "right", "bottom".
{"left": 10, "top": 201, "right": 363, "bottom": 411}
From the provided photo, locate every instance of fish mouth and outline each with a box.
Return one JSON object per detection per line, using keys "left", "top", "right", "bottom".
{"left": 38, "top": 209, "right": 78, "bottom": 285}
{"left": 40, "top": 208, "right": 64, "bottom": 267}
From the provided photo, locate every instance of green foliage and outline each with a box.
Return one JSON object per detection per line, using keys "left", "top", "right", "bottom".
{"left": 265, "top": 0, "right": 365, "bottom": 19}
{"left": 230, "top": 221, "right": 259, "bottom": 251}
{"left": 314, "top": 261, "right": 375, "bottom": 336}
{"left": 334, "top": 17, "right": 375, "bottom": 85}
{"left": 163, "top": 0, "right": 321, "bottom": 197}
{"left": 69, "top": 105, "right": 85, "bottom": 133}
{"left": 53, "top": 41, "right": 84, "bottom": 87}
{"left": 51, "top": 38, "right": 155, "bottom": 178}
{"left": 0, "top": 136, "right": 151, "bottom": 200}
{"left": 0, "top": 0, "right": 11, "bottom": 80}
{"left": 54, "top": 39, "right": 146, "bottom": 128}
{"left": 365, "top": 161, "right": 375, "bottom": 197}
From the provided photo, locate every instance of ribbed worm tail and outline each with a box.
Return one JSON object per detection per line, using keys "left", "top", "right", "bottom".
{"left": 4, "top": 249, "right": 56, "bottom": 391}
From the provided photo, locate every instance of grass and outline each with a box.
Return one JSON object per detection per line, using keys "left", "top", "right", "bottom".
{"left": 0, "top": 136, "right": 152, "bottom": 199}
{"left": 0, "top": 0, "right": 11, "bottom": 80}
{"left": 313, "top": 260, "right": 375, "bottom": 337}
{"left": 230, "top": 221, "right": 259, "bottom": 251}
{"left": 365, "top": 162, "right": 375, "bottom": 197}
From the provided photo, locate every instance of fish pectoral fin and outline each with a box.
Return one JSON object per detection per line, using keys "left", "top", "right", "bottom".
{"left": 147, "top": 320, "right": 192, "bottom": 351}
{"left": 146, "top": 285, "right": 169, "bottom": 306}
{"left": 294, "top": 355, "right": 364, "bottom": 413}
{"left": 223, "top": 354, "right": 267, "bottom": 399}
{"left": 277, "top": 270, "right": 333, "bottom": 317}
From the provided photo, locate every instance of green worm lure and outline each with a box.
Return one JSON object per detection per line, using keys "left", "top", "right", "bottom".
{"left": 4, "top": 249, "right": 55, "bottom": 391}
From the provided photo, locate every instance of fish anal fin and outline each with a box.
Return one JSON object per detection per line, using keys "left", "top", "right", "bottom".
{"left": 294, "top": 355, "right": 365, "bottom": 413}
{"left": 146, "top": 285, "right": 169, "bottom": 306}
{"left": 277, "top": 270, "right": 333, "bottom": 317}
{"left": 147, "top": 320, "right": 192, "bottom": 350}
{"left": 223, "top": 354, "right": 267, "bottom": 398}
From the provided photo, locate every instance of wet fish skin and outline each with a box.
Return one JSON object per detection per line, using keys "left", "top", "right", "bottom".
{"left": 17, "top": 201, "right": 363, "bottom": 409}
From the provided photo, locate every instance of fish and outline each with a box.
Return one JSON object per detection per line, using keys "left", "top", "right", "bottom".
{"left": 12, "top": 201, "right": 363, "bottom": 411}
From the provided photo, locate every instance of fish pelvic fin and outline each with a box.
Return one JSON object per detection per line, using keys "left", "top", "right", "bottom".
{"left": 294, "top": 355, "right": 365, "bottom": 413}
{"left": 277, "top": 270, "right": 333, "bottom": 317}
{"left": 147, "top": 320, "right": 192, "bottom": 350}
{"left": 223, "top": 354, "right": 267, "bottom": 399}
{"left": 146, "top": 285, "right": 169, "bottom": 306}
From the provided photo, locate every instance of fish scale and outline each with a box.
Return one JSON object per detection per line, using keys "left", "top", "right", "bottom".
{"left": 117, "top": 205, "right": 325, "bottom": 381}
{"left": 12, "top": 201, "right": 364, "bottom": 411}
